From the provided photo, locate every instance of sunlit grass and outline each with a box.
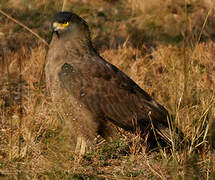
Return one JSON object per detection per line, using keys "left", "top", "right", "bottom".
{"left": 0, "top": 0, "right": 215, "bottom": 179}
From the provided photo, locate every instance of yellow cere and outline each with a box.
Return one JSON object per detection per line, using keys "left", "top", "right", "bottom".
{"left": 53, "top": 22, "right": 70, "bottom": 29}
{"left": 62, "top": 22, "right": 69, "bottom": 26}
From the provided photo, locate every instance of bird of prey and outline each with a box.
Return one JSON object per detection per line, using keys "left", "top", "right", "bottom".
{"left": 45, "top": 12, "right": 179, "bottom": 155}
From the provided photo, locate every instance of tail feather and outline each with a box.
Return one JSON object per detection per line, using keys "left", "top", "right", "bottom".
{"left": 155, "top": 124, "right": 173, "bottom": 145}
{"left": 155, "top": 123, "right": 185, "bottom": 149}
{"left": 146, "top": 101, "right": 185, "bottom": 149}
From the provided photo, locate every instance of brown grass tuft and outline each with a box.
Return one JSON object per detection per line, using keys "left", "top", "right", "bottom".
{"left": 0, "top": 0, "right": 215, "bottom": 179}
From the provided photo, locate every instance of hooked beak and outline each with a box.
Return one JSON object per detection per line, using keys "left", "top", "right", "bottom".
{"left": 52, "top": 28, "right": 60, "bottom": 38}
{"left": 52, "top": 22, "right": 64, "bottom": 38}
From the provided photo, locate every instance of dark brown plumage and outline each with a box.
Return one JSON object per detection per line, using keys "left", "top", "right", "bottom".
{"left": 45, "top": 12, "right": 179, "bottom": 155}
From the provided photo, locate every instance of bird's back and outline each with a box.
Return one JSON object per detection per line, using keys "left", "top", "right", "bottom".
{"left": 58, "top": 50, "right": 170, "bottom": 132}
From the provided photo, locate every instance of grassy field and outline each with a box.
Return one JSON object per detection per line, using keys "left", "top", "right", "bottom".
{"left": 0, "top": 0, "right": 215, "bottom": 179}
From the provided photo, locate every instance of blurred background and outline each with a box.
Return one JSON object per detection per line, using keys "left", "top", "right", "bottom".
{"left": 0, "top": 0, "right": 215, "bottom": 179}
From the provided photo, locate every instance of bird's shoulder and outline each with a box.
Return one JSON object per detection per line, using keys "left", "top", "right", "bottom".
{"left": 58, "top": 54, "right": 152, "bottom": 102}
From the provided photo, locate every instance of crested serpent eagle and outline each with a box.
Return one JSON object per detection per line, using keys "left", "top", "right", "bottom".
{"left": 45, "top": 12, "right": 181, "bottom": 155}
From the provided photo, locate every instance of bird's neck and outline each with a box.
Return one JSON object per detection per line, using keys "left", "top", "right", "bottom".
{"left": 65, "top": 35, "right": 96, "bottom": 57}
{"left": 51, "top": 32, "right": 97, "bottom": 61}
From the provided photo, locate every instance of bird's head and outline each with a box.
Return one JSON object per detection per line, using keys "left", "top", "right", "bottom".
{"left": 52, "top": 11, "right": 90, "bottom": 39}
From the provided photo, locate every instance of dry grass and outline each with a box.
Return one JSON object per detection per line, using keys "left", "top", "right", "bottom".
{"left": 0, "top": 0, "right": 215, "bottom": 179}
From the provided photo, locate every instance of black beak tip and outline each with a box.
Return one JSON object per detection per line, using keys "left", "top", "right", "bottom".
{"left": 52, "top": 30, "right": 60, "bottom": 39}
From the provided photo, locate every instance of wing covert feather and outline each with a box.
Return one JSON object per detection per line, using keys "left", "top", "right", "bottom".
{"left": 58, "top": 56, "right": 169, "bottom": 130}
